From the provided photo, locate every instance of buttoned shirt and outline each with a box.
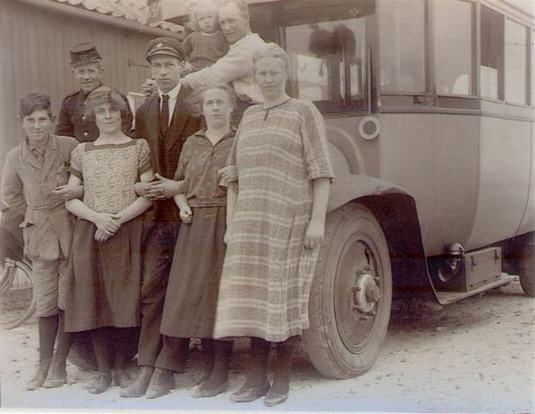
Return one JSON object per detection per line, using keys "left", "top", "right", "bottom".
{"left": 158, "top": 83, "right": 181, "bottom": 127}
{"left": 1, "top": 134, "right": 78, "bottom": 260}
{"left": 55, "top": 88, "right": 133, "bottom": 142}
{"left": 173, "top": 128, "right": 235, "bottom": 207}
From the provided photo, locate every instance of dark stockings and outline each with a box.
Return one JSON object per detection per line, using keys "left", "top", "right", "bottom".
{"left": 91, "top": 327, "right": 135, "bottom": 374}
{"left": 270, "top": 335, "right": 299, "bottom": 395}
{"left": 48, "top": 312, "right": 74, "bottom": 378}
{"left": 239, "top": 337, "right": 270, "bottom": 391}
{"left": 197, "top": 339, "right": 233, "bottom": 392}
{"left": 38, "top": 314, "right": 59, "bottom": 362}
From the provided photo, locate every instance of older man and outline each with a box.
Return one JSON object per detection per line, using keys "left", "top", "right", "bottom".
{"left": 181, "top": 0, "right": 267, "bottom": 104}
{"left": 55, "top": 43, "right": 133, "bottom": 141}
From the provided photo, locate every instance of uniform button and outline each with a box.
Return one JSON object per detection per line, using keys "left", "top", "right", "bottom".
{"left": 82, "top": 115, "right": 86, "bottom": 121}
{"left": 83, "top": 132, "right": 89, "bottom": 137}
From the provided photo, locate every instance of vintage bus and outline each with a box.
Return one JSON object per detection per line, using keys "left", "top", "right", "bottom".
{"left": 178, "top": 0, "right": 535, "bottom": 379}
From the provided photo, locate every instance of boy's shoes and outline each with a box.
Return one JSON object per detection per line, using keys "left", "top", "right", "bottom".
{"left": 145, "top": 368, "right": 174, "bottom": 399}
{"left": 264, "top": 389, "right": 289, "bottom": 406}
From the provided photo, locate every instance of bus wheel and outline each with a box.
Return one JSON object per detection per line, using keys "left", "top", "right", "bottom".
{"left": 518, "top": 235, "right": 535, "bottom": 297}
{"left": 302, "top": 203, "right": 392, "bottom": 379}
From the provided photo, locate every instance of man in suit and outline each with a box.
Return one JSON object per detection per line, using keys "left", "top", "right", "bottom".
{"left": 120, "top": 37, "right": 201, "bottom": 399}
{"left": 55, "top": 42, "right": 133, "bottom": 142}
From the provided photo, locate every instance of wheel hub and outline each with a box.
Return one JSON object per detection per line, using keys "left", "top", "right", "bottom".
{"left": 352, "top": 269, "right": 381, "bottom": 317}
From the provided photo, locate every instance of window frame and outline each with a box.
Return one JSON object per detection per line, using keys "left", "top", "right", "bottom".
{"left": 503, "top": 16, "right": 530, "bottom": 107}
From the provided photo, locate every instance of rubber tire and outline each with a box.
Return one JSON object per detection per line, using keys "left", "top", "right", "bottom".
{"left": 302, "top": 203, "right": 392, "bottom": 379}
{"left": 519, "top": 241, "right": 535, "bottom": 297}
{"left": 1, "top": 259, "right": 36, "bottom": 330}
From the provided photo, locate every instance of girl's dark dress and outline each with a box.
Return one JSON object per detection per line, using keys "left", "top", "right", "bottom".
{"left": 160, "top": 129, "right": 235, "bottom": 338}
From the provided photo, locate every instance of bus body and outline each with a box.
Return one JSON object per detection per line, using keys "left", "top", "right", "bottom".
{"left": 169, "top": 0, "right": 534, "bottom": 379}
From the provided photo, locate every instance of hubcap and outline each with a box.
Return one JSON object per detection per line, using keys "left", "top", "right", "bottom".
{"left": 335, "top": 237, "right": 383, "bottom": 353}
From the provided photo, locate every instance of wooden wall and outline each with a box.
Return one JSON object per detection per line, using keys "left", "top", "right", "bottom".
{"left": 0, "top": 0, "right": 156, "bottom": 172}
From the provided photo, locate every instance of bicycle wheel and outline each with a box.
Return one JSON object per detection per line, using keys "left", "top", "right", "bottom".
{"left": 0, "top": 258, "right": 36, "bottom": 329}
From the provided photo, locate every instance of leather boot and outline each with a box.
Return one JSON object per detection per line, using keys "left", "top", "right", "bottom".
{"left": 145, "top": 368, "right": 175, "bottom": 399}
{"left": 120, "top": 366, "right": 154, "bottom": 398}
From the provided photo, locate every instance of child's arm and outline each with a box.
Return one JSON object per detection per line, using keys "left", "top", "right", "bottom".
{"left": 64, "top": 174, "right": 121, "bottom": 236}
{"left": 1, "top": 153, "right": 26, "bottom": 217}
{"left": 173, "top": 194, "right": 192, "bottom": 223}
{"left": 115, "top": 169, "right": 154, "bottom": 225}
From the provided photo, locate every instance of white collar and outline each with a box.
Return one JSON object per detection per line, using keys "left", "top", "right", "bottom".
{"left": 229, "top": 32, "right": 254, "bottom": 49}
{"left": 159, "top": 82, "right": 181, "bottom": 101}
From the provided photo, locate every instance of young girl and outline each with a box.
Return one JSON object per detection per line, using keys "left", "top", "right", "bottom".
{"left": 156, "top": 84, "right": 236, "bottom": 399}
{"left": 63, "top": 87, "right": 153, "bottom": 394}
{"left": 1, "top": 92, "right": 80, "bottom": 390}
{"left": 183, "top": 0, "right": 229, "bottom": 73}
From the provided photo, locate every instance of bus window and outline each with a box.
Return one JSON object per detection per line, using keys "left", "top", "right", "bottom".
{"left": 379, "top": 0, "right": 425, "bottom": 94}
{"left": 532, "top": 31, "right": 534, "bottom": 106}
{"left": 505, "top": 19, "right": 529, "bottom": 105}
{"left": 432, "top": 0, "right": 473, "bottom": 96}
{"left": 282, "top": 0, "right": 374, "bottom": 111}
{"left": 480, "top": 6, "right": 504, "bottom": 101}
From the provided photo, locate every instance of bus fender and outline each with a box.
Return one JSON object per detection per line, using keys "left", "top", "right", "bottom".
{"left": 327, "top": 174, "right": 439, "bottom": 301}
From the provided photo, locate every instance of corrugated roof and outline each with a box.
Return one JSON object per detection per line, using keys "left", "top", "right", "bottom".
{"left": 51, "top": 0, "right": 183, "bottom": 32}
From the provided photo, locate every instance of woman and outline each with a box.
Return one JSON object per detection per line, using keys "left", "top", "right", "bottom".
{"left": 157, "top": 84, "right": 236, "bottom": 399}
{"left": 215, "top": 43, "right": 334, "bottom": 406}
{"left": 1, "top": 92, "right": 81, "bottom": 390}
{"left": 63, "top": 87, "right": 153, "bottom": 394}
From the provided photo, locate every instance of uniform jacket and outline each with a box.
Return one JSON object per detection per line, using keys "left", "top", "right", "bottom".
{"left": 134, "top": 86, "right": 201, "bottom": 223}
{"left": 55, "top": 88, "right": 133, "bottom": 142}
{"left": 1, "top": 134, "right": 78, "bottom": 261}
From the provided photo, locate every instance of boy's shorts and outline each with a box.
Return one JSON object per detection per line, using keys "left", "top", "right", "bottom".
{"left": 32, "top": 259, "right": 67, "bottom": 317}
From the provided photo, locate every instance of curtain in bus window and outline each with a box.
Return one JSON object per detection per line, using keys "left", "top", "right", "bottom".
{"left": 480, "top": 6, "right": 504, "bottom": 101}
{"left": 505, "top": 19, "right": 528, "bottom": 105}
{"left": 378, "top": 0, "right": 425, "bottom": 94}
{"left": 432, "top": 0, "right": 472, "bottom": 96}
{"left": 285, "top": 15, "right": 366, "bottom": 104}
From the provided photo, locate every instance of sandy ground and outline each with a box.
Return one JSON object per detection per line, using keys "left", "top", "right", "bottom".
{"left": 0, "top": 277, "right": 533, "bottom": 413}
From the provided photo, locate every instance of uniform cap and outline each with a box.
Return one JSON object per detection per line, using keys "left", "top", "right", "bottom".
{"left": 145, "top": 37, "right": 185, "bottom": 62}
{"left": 70, "top": 42, "right": 102, "bottom": 66}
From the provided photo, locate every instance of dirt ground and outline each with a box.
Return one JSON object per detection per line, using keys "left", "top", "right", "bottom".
{"left": 0, "top": 276, "right": 533, "bottom": 413}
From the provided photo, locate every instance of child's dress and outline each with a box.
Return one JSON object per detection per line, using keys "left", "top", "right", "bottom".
{"left": 63, "top": 139, "right": 151, "bottom": 332}
{"left": 183, "top": 31, "right": 229, "bottom": 71}
{"left": 159, "top": 128, "right": 235, "bottom": 338}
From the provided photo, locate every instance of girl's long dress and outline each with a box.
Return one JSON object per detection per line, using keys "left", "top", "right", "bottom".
{"left": 160, "top": 129, "right": 234, "bottom": 338}
{"left": 63, "top": 140, "right": 151, "bottom": 332}
{"left": 213, "top": 99, "right": 334, "bottom": 342}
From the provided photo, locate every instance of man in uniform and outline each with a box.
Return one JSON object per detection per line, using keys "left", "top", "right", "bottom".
{"left": 120, "top": 37, "right": 201, "bottom": 399}
{"left": 55, "top": 42, "right": 133, "bottom": 141}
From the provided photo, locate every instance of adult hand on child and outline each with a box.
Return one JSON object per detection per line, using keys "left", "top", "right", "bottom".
{"left": 179, "top": 206, "right": 193, "bottom": 224}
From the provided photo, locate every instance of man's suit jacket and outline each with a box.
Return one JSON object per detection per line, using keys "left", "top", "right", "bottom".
{"left": 134, "top": 86, "right": 201, "bottom": 223}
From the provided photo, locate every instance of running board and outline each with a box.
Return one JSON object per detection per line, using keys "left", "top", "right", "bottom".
{"left": 435, "top": 273, "right": 512, "bottom": 305}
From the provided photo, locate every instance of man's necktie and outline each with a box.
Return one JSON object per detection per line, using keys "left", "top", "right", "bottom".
{"left": 160, "top": 94, "right": 169, "bottom": 135}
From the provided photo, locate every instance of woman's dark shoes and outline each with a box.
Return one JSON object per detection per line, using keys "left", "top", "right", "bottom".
{"left": 145, "top": 368, "right": 175, "bottom": 399}
{"left": 193, "top": 380, "right": 228, "bottom": 398}
{"left": 264, "top": 389, "right": 289, "bottom": 406}
{"left": 87, "top": 372, "right": 112, "bottom": 394}
{"left": 113, "top": 369, "right": 133, "bottom": 388}
{"left": 230, "top": 383, "right": 270, "bottom": 402}
{"left": 26, "top": 358, "right": 52, "bottom": 391}
{"left": 120, "top": 366, "right": 154, "bottom": 398}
